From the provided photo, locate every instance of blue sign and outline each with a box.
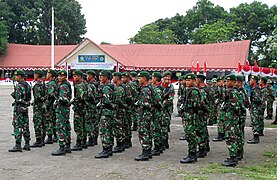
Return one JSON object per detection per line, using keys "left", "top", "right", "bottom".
{"left": 78, "top": 55, "right": 105, "bottom": 63}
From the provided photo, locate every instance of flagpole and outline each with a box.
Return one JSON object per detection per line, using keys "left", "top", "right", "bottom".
{"left": 51, "top": 6, "right": 55, "bottom": 69}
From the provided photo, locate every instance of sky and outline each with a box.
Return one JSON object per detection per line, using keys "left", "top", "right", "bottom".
{"left": 76, "top": 0, "right": 276, "bottom": 44}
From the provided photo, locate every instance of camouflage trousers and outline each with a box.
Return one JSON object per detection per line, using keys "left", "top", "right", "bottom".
{"left": 12, "top": 108, "right": 31, "bottom": 143}
{"left": 161, "top": 108, "right": 171, "bottom": 143}
{"left": 250, "top": 106, "right": 263, "bottom": 135}
{"left": 73, "top": 109, "right": 86, "bottom": 141}
{"left": 56, "top": 106, "right": 71, "bottom": 147}
{"left": 238, "top": 111, "right": 246, "bottom": 153}
{"left": 266, "top": 100, "right": 274, "bottom": 117}
{"left": 259, "top": 108, "right": 265, "bottom": 132}
{"left": 131, "top": 105, "right": 138, "bottom": 126}
{"left": 45, "top": 106, "right": 56, "bottom": 136}
{"left": 138, "top": 110, "right": 152, "bottom": 150}
{"left": 182, "top": 113, "right": 199, "bottom": 154}
{"left": 33, "top": 104, "right": 45, "bottom": 139}
{"left": 217, "top": 109, "right": 225, "bottom": 134}
{"left": 208, "top": 105, "right": 218, "bottom": 124}
{"left": 125, "top": 109, "right": 132, "bottom": 142}
{"left": 113, "top": 109, "right": 126, "bottom": 143}
{"left": 99, "top": 109, "right": 114, "bottom": 149}
{"left": 224, "top": 111, "right": 239, "bottom": 157}
{"left": 197, "top": 113, "right": 209, "bottom": 150}
{"left": 152, "top": 109, "right": 162, "bottom": 148}
{"left": 85, "top": 107, "right": 98, "bottom": 139}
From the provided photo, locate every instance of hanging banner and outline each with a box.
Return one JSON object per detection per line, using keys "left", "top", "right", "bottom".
{"left": 78, "top": 55, "right": 105, "bottom": 63}
{"left": 70, "top": 63, "right": 114, "bottom": 70}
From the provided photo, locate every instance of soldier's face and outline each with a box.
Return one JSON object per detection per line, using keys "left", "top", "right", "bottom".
{"left": 226, "top": 80, "right": 234, "bottom": 88}
{"left": 99, "top": 75, "right": 108, "bottom": 83}
{"left": 217, "top": 80, "right": 224, "bottom": 87}
{"left": 138, "top": 77, "right": 146, "bottom": 85}
{"left": 163, "top": 75, "right": 171, "bottom": 84}
{"left": 185, "top": 79, "right": 195, "bottom": 87}
{"left": 235, "top": 81, "right": 242, "bottom": 88}
{"left": 113, "top": 76, "right": 119, "bottom": 83}
{"left": 46, "top": 73, "right": 52, "bottom": 80}
{"left": 250, "top": 79, "right": 256, "bottom": 86}
{"left": 58, "top": 75, "right": 66, "bottom": 82}
{"left": 131, "top": 76, "right": 136, "bottom": 81}
{"left": 73, "top": 75, "right": 81, "bottom": 83}
{"left": 34, "top": 73, "right": 38, "bottom": 80}
{"left": 15, "top": 75, "right": 21, "bottom": 82}
{"left": 121, "top": 76, "right": 128, "bottom": 84}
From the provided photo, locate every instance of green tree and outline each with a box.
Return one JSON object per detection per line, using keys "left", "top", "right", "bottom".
{"left": 0, "top": 1, "right": 10, "bottom": 54}
{"left": 129, "top": 24, "right": 177, "bottom": 44}
{"left": 191, "top": 20, "right": 238, "bottom": 44}
{"left": 4, "top": 0, "right": 86, "bottom": 45}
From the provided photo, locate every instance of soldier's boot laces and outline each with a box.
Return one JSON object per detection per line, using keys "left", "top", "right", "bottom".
{"left": 9, "top": 142, "right": 22, "bottom": 152}
{"left": 51, "top": 146, "right": 66, "bottom": 156}
{"left": 86, "top": 137, "right": 94, "bottom": 147}
{"left": 247, "top": 134, "right": 260, "bottom": 144}
{"left": 82, "top": 138, "right": 88, "bottom": 149}
{"left": 45, "top": 135, "right": 53, "bottom": 144}
{"left": 95, "top": 148, "right": 112, "bottom": 158}
{"left": 112, "top": 142, "right": 125, "bottom": 153}
{"left": 222, "top": 156, "right": 238, "bottom": 167}
{"left": 23, "top": 141, "right": 31, "bottom": 151}
{"left": 30, "top": 138, "right": 42, "bottom": 148}
{"left": 196, "top": 149, "right": 207, "bottom": 158}
{"left": 135, "top": 149, "right": 151, "bottom": 161}
{"left": 212, "top": 133, "right": 224, "bottom": 142}
{"left": 71, "top": 140, "right": 82, "bottom": 151}
{"left": 180, "top": 153, "right": 197, "bottom": 164}
{"left": 65, "top": 144, "right": 71, "bottom": 153}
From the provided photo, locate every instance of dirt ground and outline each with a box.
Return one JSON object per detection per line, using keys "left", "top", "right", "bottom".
{"left": 0, "top": 86, "right": 276, "bottom": 180}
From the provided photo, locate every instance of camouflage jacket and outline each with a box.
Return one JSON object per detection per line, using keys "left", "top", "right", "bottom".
{"left": 237, "top": 87, "right": 250, "bottom": 111}
{"left": 86, "top": 81, "right": 97, "bottom": 108}
{"left": 214, "top": 85, "right": 225, "bottom": 106}
{"left": 45, "top": 79, "right": 57, "bottom": 108}
{"left": 11, "top": 80, "right": 31, "bottom": 108}
{"left": 99, "top": 83, "right": 114, "bottom": 117}
{"left": 250, "top": 85, "right": 262, "bottom": 107}
{"left": 73, "top": 81, "right": 87, "bottom": 109}
{"left": 267, "top": 86, "right": 275, "bottom": 102}
{"left": 153, "top": 83, "right": 163, "bottom": 110}
{"left": 161, "top": 83, "right": 175, "bottom": 113}
{"left": 33, "top": 80, "right": 45, "bottom": 105}
{"left": 260, "top": 86, "right": 268, "bottom": 109}
{"left": 124, "top": 82, "right": 133, "bottom": 106}
{"left": 221, "top": 87, "right": 240, "bottom": 114}
{"left": 57, "top": 80, "right": 72, "bottom": 106}
{"left": 114, "top": 83, "right": 128, "bottom": 110}
{"left": 183, "top": 87, "right": 202, "bottom": 114}
{"left": 137, "top": 84, "right": 152, "bottom": 111}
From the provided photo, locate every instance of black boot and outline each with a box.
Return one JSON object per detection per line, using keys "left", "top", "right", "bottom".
{"left": 86, "top": 137, "right": 94, "bottom": 147}
{"left": 51, "top": 146, "right": 66, "bottom": 156}
{"left": 272, "top": 117, "right": 277, "bottom": 125}
{"left": 72, "top": 139, "right": 82, "bottom": 151}
{"left": 135, "top": 149, "right": 150, "bottom": 161}
{"left": 41, "top": 136, "right": 45, "bottom": 146}
{"left": 212, "top": 133, "right": 224, "bottom": 142}
{"left": 265, "top": 116, "right": 272, "bottom": 120}
{"left": 247, "top": 134, "right": 260, "bottom": 144}
{"left": 53, "top": 135, "right": 58, "bottom": 143}
{"left": 196, "top": 148, "right": 207, "bottom": 158}
{"left": 164, "top": 137, "right": 169, "bottom": 149}
{"left": 180, "top": 153, "right": 197, "bottom": 163}
{"left": 258, "top": 131, "right": 264, "bottom": 136}
{"left": 82, "top": 138, "right": 88, "bottom": 149}
{"left": 112, "top": 142, "right": 124, "bottom": 153}
{"left": 45, "top": 135, "right": 53, "bottom": 144}
{"left": 151, "top": 146, "right": 161, "bottom": 156}
{"left": 23, "top": 141, "right": 31, "bottom": 151}
{"left": 9, "top": 142, "right": 22, "bottom": 152}
{"left": 95, "top": 148, "right": 112, "bottom": 158}
{"left": 237, "top": 150, "right": 244, "bottom": 161}
{"left": 30, "top": 138, "right": 42, "bottom": 148}
{"left": 132, "top": 122, "right": 138, "bottom": 131}
{"left": 65, "top": 144, "right": 71, "bottom": 153}
{"left": 206, "top": 141, "right": 210, "bottom": 152}
{"left": 222, "top": 156, "right": 238, "bottom": 167}
{"left": 93, "top": 136, "right": 98, "bottom": 145}
{"left": 179, "top": 135, "right": 187, "bottom": 141}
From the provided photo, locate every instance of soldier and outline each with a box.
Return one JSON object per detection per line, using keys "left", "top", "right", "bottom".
{"left": 30, "top": 70, "right": 46, "bottom": 148}
{"left": 196, "top": 74, "right": 211, "bottom": 157}
{"left": 86, "top": 70, "right": 98, "bottom": 146}
{"left": 180, "top": 73, "right": 202, "bottom": 163}
{"left": 51, "top": 70, "right": 72, "bottom": 156}
{"left": 258, "top": 77, "right": 268, "bottom": 136}
{"left": 151, "top": 72, "right": 164, "bottom": 156}
{"left": 130, "top": 71, "right": 139, "bottom": 131}
{"left": 121, "top": 72, "right": 133, "bottom": 149}
{"left": 161, "top": 71, "right": 175, "bottom": 150}
{"left": 135, "top": 71, "right": 153, "bottom": 161}
{"left": 221, "top": 74, "right": 240, "bottom": 167}
{"left": 9, "top": 70, "right": 31, "bottom": 152}
{"left": 265, "top": 79, "right": 274, "bottom": 120}
{"left": 44, "top": 69, "right": 58, "bottom": 144}
{"left": 71, "top": 70, "right": 88, "bottom": 151}
{"left": 95, "top": 70, "right": 115, "bottom": 158}
{"left": 178, "top": 76, "right": 188, "bottom": 141}
{"left": 247, "top": 75, "right": 262, "bottom": 144}
{"left": 208, "top": 78, "right": 217, "bottom": 125}
{"left": 212, "top": 76, "right": 226, "bottom": 142}
{"left": 235, "top": 75, "right": 249, "bottom": 161}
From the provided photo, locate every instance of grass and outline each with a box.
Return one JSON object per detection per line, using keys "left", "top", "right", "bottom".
{"left": 263, "top": 151, "right": 277, "bottom": 159}
{"left": 265, "top": 124, "right": 277, "bottom": 128}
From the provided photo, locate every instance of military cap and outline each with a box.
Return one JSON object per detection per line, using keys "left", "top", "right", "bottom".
{"left": 211, "top": 78, "right": 217, "bottom": 83}
{"left": 225, "top": 74, "right": 236, "bottom": 81}
{"left": 260, "top": 77, "right": 267, "bottom": 84}
{"left": 267, "top": 79, "right": 273, "bottom": 84}
{"left": 130, "top": 71, "right": 137, "bottom": 77}
{"left": 216, "top": 76, "right": 224, "bottom": 82}
{"left": 99, "top": 70, "right": 111, "bottom": 78}
{"left": 47, "top": 69, "right": 57, "bottom": 77}
{"left": 112, "top": 72, "right": 122, "bottom": 78}
{"left": 87, "top": 70, "right": 96, "bottom": 76}
{"left": 184, "top": 73, "right": 196, "bottom": 80}
{"left": 14, "top": 70, "right": 25, "bottom": 76}
{"left": 82, "top": 73, "right": 87, "bottom": 78}
{"left": 34, "top": 70, "right": 44, "bottom": 76}
{"left": 197, "top": 74, "right": 206, "bottom": 81}
{"left": 206, "top": 80, "right": 211, "bottom": 84}
{"left": 163, "top": 70, "right": 171, "bottom": 77}
{"left": 72, "top": 70, "right": 83, "bottom": 76}
{"left": 236, "top": 75, "right": 244, "bottom": 82}
{"left": 152, "top": 72, "right": 163, "bottom": 78}
{"left": 58, "top": 70, "right": 67, "bottom": 76}
{"left": 250, "top": 75, "right": 259, "bottom": 81}
{"left": 138, "top": 71, "right": 150, "bottom": 78}
{"left": 121, "top": 72, "right": 130, "bottom": 77}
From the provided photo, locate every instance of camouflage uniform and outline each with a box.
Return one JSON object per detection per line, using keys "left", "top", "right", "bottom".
{"left": 260, "top": 85, "right": 268, "bottom": 133}
{"left": 130, "top": 79, "right": 139, "bottom": 130}
{"left": 266, "top": 83, "right": 274, "bottom": 118}
{"left": 9, "top": 70, "right": 31, "bottom": 152}
{"left": 208, "top": 79, "right": 217, "bottom": 125}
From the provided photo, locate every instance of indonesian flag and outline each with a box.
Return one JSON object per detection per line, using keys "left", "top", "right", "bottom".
{"left": 260, "top": 67, "right": 271, "bottom": 77}
{"left": 273, "top": 69, "right": 277, "bottom": 78}
{"left": 196, "top": 61, "right": 200, "bottom": 74}
{"left": 245, "top": 60, "right": 250, "bottom": 66}
{"left": 242, "top": 60, "right": 251, "bottom": 75}
{"left": 204, "top": 61, "right": 207, "bottom": 74}
{"left": 251, "top": 60, "right": 260, "bottom": 75}
{"left": 191, "top": 61, "right": 195, "bottom": 72}
{"left": 238, "top": 61, "right": 242, "bottom": 74}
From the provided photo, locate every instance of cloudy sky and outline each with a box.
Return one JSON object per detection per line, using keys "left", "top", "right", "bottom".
{"left": 76, "top": 0, "right": 276, "bottom": 44}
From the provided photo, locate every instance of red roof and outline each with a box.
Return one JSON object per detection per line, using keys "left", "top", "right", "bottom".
{"left": 100, "top": 40, "right": 251, "bottom": 70}
{"left": 0, "top": 44, "right": 76, "bottom": 68}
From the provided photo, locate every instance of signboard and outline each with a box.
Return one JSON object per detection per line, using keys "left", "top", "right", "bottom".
{"left": 78, "top": 55, "right": 105, "bottom": 63}
{"left": 71, "top": 63, "right": 114, "bottom": 70}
